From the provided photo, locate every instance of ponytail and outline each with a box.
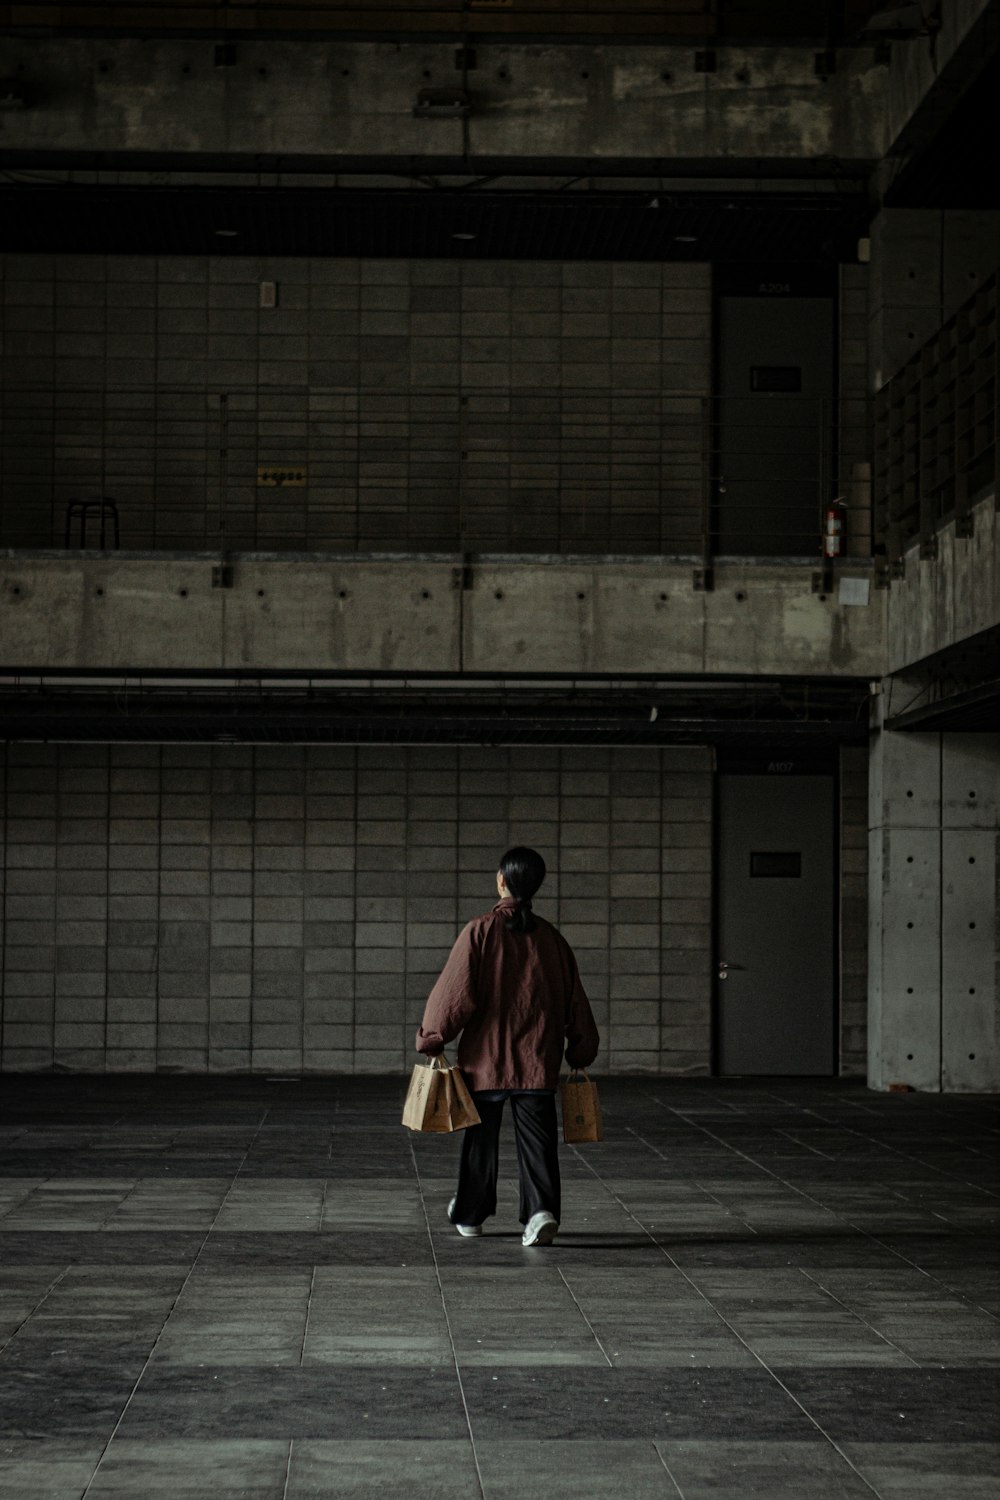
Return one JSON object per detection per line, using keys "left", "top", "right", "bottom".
{"left": 498, "top": 846, "right": 546, "bottom": 935}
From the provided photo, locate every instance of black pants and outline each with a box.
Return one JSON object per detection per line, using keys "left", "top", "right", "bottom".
{"left": 451, "top": 1089, "right": 561, "bottom": 1228}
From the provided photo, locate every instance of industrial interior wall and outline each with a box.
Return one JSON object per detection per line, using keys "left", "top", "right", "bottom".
{"left": 0, "top": 742, "right": 717, "bottom": 1077}
{"left": 0, "top": 742, "right": 870, "bottom": 1077}
{"left": 0, "top": 253, "right": 711, "bottom": 555}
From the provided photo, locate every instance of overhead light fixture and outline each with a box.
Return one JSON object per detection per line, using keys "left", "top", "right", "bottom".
{"left": 452, "top": 232, "right": 476, "bottom": 241}
{"left": 674, "top": 235, "right": 698, "bottom": 243}
{"left": 214, "top": 228, "right": 239, "bottom": 238}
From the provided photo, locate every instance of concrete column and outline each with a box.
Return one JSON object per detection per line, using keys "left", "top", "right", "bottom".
{"left": 868, "top": 707, "right": 999, "bottom": 1092}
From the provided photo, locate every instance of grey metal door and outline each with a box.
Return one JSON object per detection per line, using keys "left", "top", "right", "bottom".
{"left": 716, "top": 294, "right": 834, "bottom": 555}
{"left": 717, "top": 774, "right": 835, "bottom": 1074}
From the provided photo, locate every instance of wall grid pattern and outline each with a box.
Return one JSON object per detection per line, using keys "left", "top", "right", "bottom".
{"left": 0, "top": 254, "right": 711, "bottom": 555}
{"left": 0, "top": 742, "right": 715, "bottom": 1077}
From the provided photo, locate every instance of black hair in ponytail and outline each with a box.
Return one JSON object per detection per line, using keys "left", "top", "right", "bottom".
{"left": 498, "top": 846, "right": 546, "bottom": 934}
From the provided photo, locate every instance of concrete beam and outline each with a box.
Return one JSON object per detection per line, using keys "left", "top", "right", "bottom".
{"left": 886, "top": 495, "right": 1000, "bottom": 674}
{"left": 0, "top": 556, "right": 883, "bottom": 677}
{"left": 0, "top": 38, "right": 885, "bottom": 168}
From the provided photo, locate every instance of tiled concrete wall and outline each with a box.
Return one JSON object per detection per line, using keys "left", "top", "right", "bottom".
{"left": 839, "top": 745, "right": 868, "bottom": 1076}
{"left": 0, "top": 254, "right": 711, "bottom": 553}
{"left": 0, "top": 742, "right": 714, "bottom": 1076}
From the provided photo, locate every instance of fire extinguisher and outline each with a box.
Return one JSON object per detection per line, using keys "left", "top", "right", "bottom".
{"left": 823, "top": 497, "right": 847, "bottom": 559}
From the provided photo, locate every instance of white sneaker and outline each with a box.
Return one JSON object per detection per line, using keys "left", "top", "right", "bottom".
{"left": 448, "top": 1196, "right": 482, "bottom": 1238}
{"left": 522, "top": 1211, "right": 559, "bottom": 1247}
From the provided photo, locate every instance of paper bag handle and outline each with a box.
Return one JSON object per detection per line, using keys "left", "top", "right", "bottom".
{"left": 428, "top": 1053, "right": 450, "bottom": 1070}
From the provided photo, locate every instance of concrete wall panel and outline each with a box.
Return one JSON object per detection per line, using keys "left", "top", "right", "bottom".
{"left": 223, "top": 562, "right": 462, "bottom": 673}
{"left": 877, "top": 827, "right": 942, "bottom": 1092}
{"left": 869, "top": 723, "right": 1000, "bottom": 1093}
{"left": 0, "top": 557, "right": 883, "bottom": 678}
{"left": 886, "top": 496, "right": 1000, "bottom": 674}
{"left": 941, "top": 828, "right": 999, "bottom": 1092}
{"left": 942, "top": 734, "right": 998, "bottom": 830}
{"left": 0, "top": 39, "right": 884, "bottom": 165}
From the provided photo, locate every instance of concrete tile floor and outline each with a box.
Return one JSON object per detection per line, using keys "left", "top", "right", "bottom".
{"left": 0, "top": 1076, "right": 998, "bottom": 1498}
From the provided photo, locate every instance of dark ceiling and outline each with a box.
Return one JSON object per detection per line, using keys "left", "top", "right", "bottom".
{"left": 0, "top": 184, "right": 869, "bottom": 262}
{"left": 0, "top": 2, "right": 890, "bottom": 45}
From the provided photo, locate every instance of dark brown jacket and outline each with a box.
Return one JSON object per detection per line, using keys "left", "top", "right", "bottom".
{"left": 415, "top": 898, "right": 600, "bottom": 1091}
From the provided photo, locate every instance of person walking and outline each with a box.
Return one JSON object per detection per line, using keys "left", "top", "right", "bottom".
{"left": 415, "top": 846, "right": 600, "bottom": 1247}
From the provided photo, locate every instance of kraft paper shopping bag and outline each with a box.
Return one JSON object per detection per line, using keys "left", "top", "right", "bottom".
{"left": 561, "top": 1069, "right": 603, "bottom": 1142}
{"left": 402, "top": 1055, "right": 481, "bottom": 1133}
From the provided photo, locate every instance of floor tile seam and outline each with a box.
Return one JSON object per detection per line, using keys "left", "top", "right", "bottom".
{"left": 406, "top": 1133, "right": 486, "bottom": 1500}
{"left": 775, "top": 1129, "right": 838, "bottom": 1161}
{"left": 0, "top": 1265, "right": 72, "bottom": 1359}
{"left": 298, "top": 1265, "right": 318, "bottom": 1367}
{"left": 0, "top": 1182, "right": 46, "bottom": 1223}
{"left": 280, "top": 1437, "right": 294, "bottom": 1500}
{"left": 77, "top": 1106, "right": 274, "bottom": 1500}
{"left": 94, "top": 1178, "right": 149, "bottom": 1232}
{"left": 795, "top": 1269, "right": 922, "bottom": 1369}
{"left": 568, "top": 1144, "right": 885, "bottom": 1500}
{"left": 555, "top": 1267, "right": 613, "bottom": 1368}
{"left": 756, "top": 1089, "right": 1000, "bottom": 1201}
{"left": 651, "top": 1440, "right": 688, "bottom": 1497}
{"left": 643, "top": 1092, "right": 1000, "bottom": 1324}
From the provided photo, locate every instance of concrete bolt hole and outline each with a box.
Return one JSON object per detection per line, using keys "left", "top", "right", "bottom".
{"left": 906, "top": 987, "right": 913, "bottom": 994}
{"left": 969, "top": 987, "right": 976, "bottom": 994}
{"left": 735, "top": 591, "right": 746, "bottom": 602}
{"left": 338, "top": 589, "right": 348, "bottom": 599}
{"left": 906, "top": 922, "right": 913, "bottom": 929}
{"left": 906, "top": 789, "right": 914, "bottom": 798}
{"left": 179, "top": 588, "right": 188, "bottom": 598}
{"left": 95, "top": 587, "right": 104, "bottom": 597}
{"left": 257, "top": 589, "right": 265, "bottom": 597}
{"left": 421, "top": 589, "right": 431, "bottom": 599}
{"left": 907, "top": 1053, "right": 914, "bottom": 1060}
{"left": 495, "top": 590, "right": 504, "bottom": 600}
{"left": 969, "top": 1053, "right": 976, "bottom": 1060}
{"left": 968, "top": 790, "right": 976, "bottom": 798}
{"left": 577, "top": 591, "right": 586, "bottom": 600}
{"left": 969, "top": 857, "right": 976, "bottom": 864}
{"left": 969, "top": 922, "right": 976, "bottom": 929}
{"left": 906, "top": 856, "right": 913, "bottom": 863}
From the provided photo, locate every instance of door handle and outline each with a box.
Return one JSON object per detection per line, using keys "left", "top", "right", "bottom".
{"left": 718, "top": 962, "right": 746, "bottom": 980}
